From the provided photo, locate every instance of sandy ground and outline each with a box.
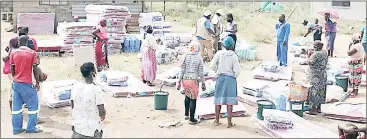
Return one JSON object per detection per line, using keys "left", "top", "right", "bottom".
{"left": 0, "top": 21, "right": 366, "bottom": 138}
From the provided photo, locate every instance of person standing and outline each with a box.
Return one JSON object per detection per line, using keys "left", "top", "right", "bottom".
{"left": 211, "top": 9, "right": 224, "bottom": 53}
{"left": 11, "top": 35, "right": 42, "bottom": 134}
{"left": 141, "top": 25, "right": 158, "bottom": 87}
{"left": 71, "top": 62, "right": 106, "bottom": 138}
{"left": 196, "top": 10, "right": 216, "bottom": 62}
{"left": 347, "top": 34, "right": 365, "bottom": 97}
{"left": 93, "top": 19, "right": 109, "bottom": 72}
{"left": 210, "top": 36, "right": 241, "bottom": 128}
{"left": 177, "top": 41, "right": 206, "bottom": 125}
{"left": 360, "top": 23, "right": 366, "bottom": 64}
{"left": 276, "top": 14, "right": 291, "bottom": 66}
{"left": 303, "top": 19, "right": 322, "bottom": 41}
{"left": 225, "top": 13, "right": 238, "bottom": 50}
{"left": 324, "top": 13, "right": 337, "bottom": 57}
{"left": 307, "top": 41, "right": 328, "bottom": 115}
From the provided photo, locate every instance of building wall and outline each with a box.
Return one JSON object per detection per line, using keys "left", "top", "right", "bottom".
{"left": 310, "top": 2, "right": 366, "bottom": 21}
{"left": 1, "top": 1, "right": 13, "bottom": 12}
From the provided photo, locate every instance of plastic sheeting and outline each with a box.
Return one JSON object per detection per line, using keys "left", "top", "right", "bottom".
{"left": 17, "top": 13, "right": 55, "bottom": 35}
{"left": 235, "top": 40, "right": 257, "bottom": 61}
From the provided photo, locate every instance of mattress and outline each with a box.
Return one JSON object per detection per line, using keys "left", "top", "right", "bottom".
{"left": 17, "top": 13, "right": 55, "bottom": 35}
{"left": 321, "top": 103, "right": 366, "bottom": 123}
{"left": 252, "top": 63, "right": 293, "bottom": 81}
{"left": 41, "top": 80, "right": 77, "bottom": 108}
{"left": 196, "top": 96, "right": 247, "bottom": 120}
{"left": 96, "top": 71, "right": 157, "bottom": 97}
{"left": 252, "top": 109, "right": 338, "bottom": 138}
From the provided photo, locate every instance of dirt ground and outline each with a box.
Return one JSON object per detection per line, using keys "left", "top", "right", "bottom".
{"left": 1, "top": 21, "right": 365, "bottom": 138}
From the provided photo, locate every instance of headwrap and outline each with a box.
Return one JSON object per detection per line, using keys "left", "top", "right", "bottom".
{"left": 313, "top": 40, "right": 324, "bottom": 51}
{"left": 74, "top": 15, "right": 79, "bottom": 19}
{"left": 99, "top": 18, "right": 107, "bottom": 27}
{"left": 178, "top": 41, "right": 201, "bottom": 67}
{"left": 223, "top": 36, "right": 235, "bottom": 50}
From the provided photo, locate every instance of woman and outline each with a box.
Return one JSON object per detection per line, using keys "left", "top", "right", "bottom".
{"left": 225, "top": 13, "right": 237, "bottom": 51}
{"left": 324, "top": 13, "right": 337, "bottom": 57}
{"left": 307, "top": 41, "right": 328, "bottom": 115}
{"left": 141, "top": 25, "right": 158, "bottom": 86}
{"left": 177, "top": 41, "right": 205, "bottom": 125}
{"left": 92, "top": 19, "right": 109, "bottom": 72}
{"left": 210, "top": 36, "right": 241, "bottom": 128}
{"left": 347, "top": 34, "right": 365, "bottom": 97}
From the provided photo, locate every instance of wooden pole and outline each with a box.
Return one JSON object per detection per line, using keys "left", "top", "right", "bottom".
{"left": 163, "top": 1, "right": 166, "bottom": 21}
{"left": 150, "top": 0, "right": 153, "bottom": 12}
{"left": 252, "top": 1, "right": 255, "bottom": 13}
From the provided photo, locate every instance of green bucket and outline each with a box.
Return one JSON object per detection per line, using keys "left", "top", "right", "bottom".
{"left": 290, "top": 101, "right": 305, "bottom": 117}
{"left": 335, "top": 74, "right": 349, "bottom": 92}
{"left": 256, "top": 100, "right": 275, "bottom": 120}
{"left": 154, "top": 85, "right": 169, "bottom": 110}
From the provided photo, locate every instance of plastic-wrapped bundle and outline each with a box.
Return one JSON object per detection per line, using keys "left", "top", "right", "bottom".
{"left": 235, "top": 40, "right": 256, "bottom": 61}
{"left": 199, "top": 80, "right": 216, "bottom": 98}
{"left": 242, "top": 80, "right": 269, "bottom": 97}
{"left": 175, "top": 46, "right": 188, "bottom": 55}
{"left": 123, "top": 36, "right": 141, "bottom": 53}
{"left": 156, "top": 48, "right": 172, "bottom": 65}
{"left": 261, "top": 61, "right": 280, "bottom": 73}
{"left": 263, "top": 109, "right": 294, "bottom": 130}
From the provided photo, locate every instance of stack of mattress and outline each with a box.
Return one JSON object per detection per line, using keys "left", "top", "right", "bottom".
{"left": 321, "top": 103, "right": 366, "bottom": 123}
{"left": 17, "top": 13, "right": 55, "bottom": 35}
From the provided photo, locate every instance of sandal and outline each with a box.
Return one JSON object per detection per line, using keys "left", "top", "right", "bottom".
{"left": 213, "top": 121, "right": 221, "bottom": 126}
{"left": 227, "top": 123, "right": 236, "bottom": 128}
{"left": 26, "top": 128, "right": 43, "bottom": 133}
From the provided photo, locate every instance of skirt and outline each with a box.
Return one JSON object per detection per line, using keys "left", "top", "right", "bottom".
{"left": 182, "top": 80, "right": 199, "bottom": 99}
{"left": 348, "top": 59, "right": 363, "bottom": 89}
{"left": 214, "top": 74, "right": 238, "bottom": 105}
{"left": 141, "top": 48, "right": 157, "bottom": 83}
{"left": 95, "top": 40, "right": 108, "bottom": 71}
{"left": 326, "top": 32, "right": 336, "bottom": 51}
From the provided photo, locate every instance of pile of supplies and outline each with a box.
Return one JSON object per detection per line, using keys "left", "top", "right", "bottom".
{"left": 85, "top": 5, "right": 131, "bottom": 54}
{"left": 57, "top": 22, "right": 95, "bottom": 54}
{"left": 42, "top": 80, "right": 78, "bottom": 108}
{"left": 262, "top": 81, "right": 289, "bottom": 111}
{"left": 157, "top": 67, "right": 216, "bottom": 87}
{"left": 162, "top": 33, "right": 192, "bottom": 49}
{"left": 123, "top": 35, "right": 142, "bottom": 53}
{"left": 126, "top": 14, "right": 140, "bottom": 33}
{"left": 139, "top": 12, "right": 172, "bottom": 37}
{"left": 263, "top": 109, "right": 294, "bottom": 130}
{"left": 252, "top": 61, "right": 292, "bottom": 81}
{"left": 100, "top": 71, "right": 129, "bottom": 87}
{"left": 156, "top": 47, "right": 178, "bottom": 65}
{"left": 235, "top": 39, "right": 257, "bottom": 61}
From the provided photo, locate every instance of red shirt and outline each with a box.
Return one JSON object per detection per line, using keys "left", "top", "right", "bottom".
{"left": 10, "top": 46, "right": 38, "bottom": 84}
{"left": 9, "top": 36, "right": 38, "bottom": 51}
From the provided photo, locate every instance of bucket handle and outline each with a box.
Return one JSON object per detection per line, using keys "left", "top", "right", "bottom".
{"left": 158, "top": 80, "right": 164, "bottom": 92}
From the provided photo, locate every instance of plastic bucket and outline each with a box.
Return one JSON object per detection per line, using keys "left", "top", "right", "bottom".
{"left": 256, "top": 100, "right": 275, "bottom": 120}
{"left": 335, "top": 74, "right": 349, "bottom": 92}
{"left": 154, "top": 85, "right": 169, "bottom": 110}
{"left": 290, "top": 101, "right": 305, "bottom": 117}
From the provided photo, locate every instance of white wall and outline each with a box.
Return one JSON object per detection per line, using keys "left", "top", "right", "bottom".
{"left": 310, "top": 2, "right": 366, "bottom": 21}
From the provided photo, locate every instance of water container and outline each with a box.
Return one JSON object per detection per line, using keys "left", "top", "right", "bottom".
{"left": 123, "top": 38, "right": 130, "bottom": 52}
{"left": 276, "top": 95, "right": 287, "bottom": 111}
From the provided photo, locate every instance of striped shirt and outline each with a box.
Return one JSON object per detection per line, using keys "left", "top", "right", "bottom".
{"left": 179, "top": 53, "right": 204, "bottom": 83}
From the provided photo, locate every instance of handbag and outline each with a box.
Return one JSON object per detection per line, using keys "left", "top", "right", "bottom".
{"left": 3, "top": 58, "right": 11, "bottom": 74}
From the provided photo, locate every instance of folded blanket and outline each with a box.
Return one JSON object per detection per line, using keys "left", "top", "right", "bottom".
{"left": 108, "top": 81, "right": 128, "bottom": 87}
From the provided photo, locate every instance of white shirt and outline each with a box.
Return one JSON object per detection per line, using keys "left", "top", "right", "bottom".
{"left": 349, "top": 43, "right": 365, "bottom": 61}
{"left": 71, "top": 82, "right": 104, "bottom": 137}
{"left": 211, "top": 14, "right": 222, "bottom": 34}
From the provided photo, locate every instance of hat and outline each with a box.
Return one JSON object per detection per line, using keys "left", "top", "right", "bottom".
{"left": 223, "top": 36, "right": 235, "bottom": 50}
{"left": 216, "top": 9, "right": 224, "bottom": 15}
{"left": 203, "top": 10, "right": 212, "bottom": 16}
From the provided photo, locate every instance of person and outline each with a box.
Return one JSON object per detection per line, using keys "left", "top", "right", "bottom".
{"left": 93, "top": 19, "right": 109, "bottom": 72}
{"left": 71, "top": 62, "right": 106, "bottom": 138}
{"left": 141, "top": 25, "right": 158, "bottom": 87}
{"left": 177, "top": 41, "right": 206, "bottom": 125}
{"left": 307, "top": 41, "right": 328, "bottom": 115}
{"left": 338, "top": 123, "right": 366, "bottom": 139}
{"left": 225, "top": 13, "right": 238, "bottom": 50}
{"left": 303, "top": 19, "right": 322, "bottom": 41}
{"left": 3, "top": 35, "right": 19, "bottom": 111}
{"left": 211, "top": 9, "right": 224, "bottom": 53}
{"left": 347, "top": 34, "right": 365, "bottom": 97}
{"left": 73, "top": 15, "right": 79, "bottom": 22}
{"left": 360, "top": 23, "right": 366, "bottom": 64}
{"left": 276, "top": 14, "right": 291, "bottom": 66}
{"left": 11, "top": 35, "right": 42, "bottom": 134}
{"left": 324, "top": 13, "right": 337, "bottom": 57}
{"left": 195, "top": 10, "right": 216, "bottom": 62}
{"left": 210, "top": 36, "right": 241, "bottom": 128}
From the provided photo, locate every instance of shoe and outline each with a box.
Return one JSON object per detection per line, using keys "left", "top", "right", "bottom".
{"left": 13, "top": 129, "right": 25, "bottom": 135}
{"left": 189, "top": 119, "right": 200, "bottom": 125}
{"left": 26, "top": 128, "right": 43, "bottom": 133}
{"left": 184, "top": 116, "right": 189, "bottom": 120}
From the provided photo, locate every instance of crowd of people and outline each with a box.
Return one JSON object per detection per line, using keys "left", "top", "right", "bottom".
{"left": 2, "top": 9, "right": 366, "bottom": 138}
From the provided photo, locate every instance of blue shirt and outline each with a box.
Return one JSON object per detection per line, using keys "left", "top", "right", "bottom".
{"left": 196, "top": 19, "right": 211, "bottom": 40}
{"left": 362, "top": 25, "right": 366, "bottom": 43}
{"left": 276, "top": 22, "right": 290, "bottom": 42}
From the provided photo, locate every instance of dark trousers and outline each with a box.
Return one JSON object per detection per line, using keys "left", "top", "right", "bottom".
{"left": 228, "top": 34, "right": 237, "bottom": 51}
{"left": 184, "top": 96, "right": 197, "bottom": 120}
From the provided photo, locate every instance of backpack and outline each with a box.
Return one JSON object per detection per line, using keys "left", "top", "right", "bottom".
{"left": 27, "top": 39, "right": 35, "bottom": 50}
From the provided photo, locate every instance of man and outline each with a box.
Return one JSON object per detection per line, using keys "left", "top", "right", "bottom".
{"left": 324, "top": 13, "right": 337, "bottom": 57}
{"left": 303, "top": 19, "right": 322, "bottom": 41}
{"left": 360, "top": 22, "right": 366, "bottom": 64}
{"left": 9, "top": 27, "right": 38, "bottom": 51}
{"left": 196, "top": 10, "right": 216, "bottom": 61}
{"left": 11, "top": 35, "right": 42, "bottom": 134}
{"left": 211, "top": 9, "right": 224, "bottom": 53}
{"left": 71, "top": 62, "right": 106, "bottom": 138}
{"left": 276, "top": 14, "right": 291, "bottom": 66}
